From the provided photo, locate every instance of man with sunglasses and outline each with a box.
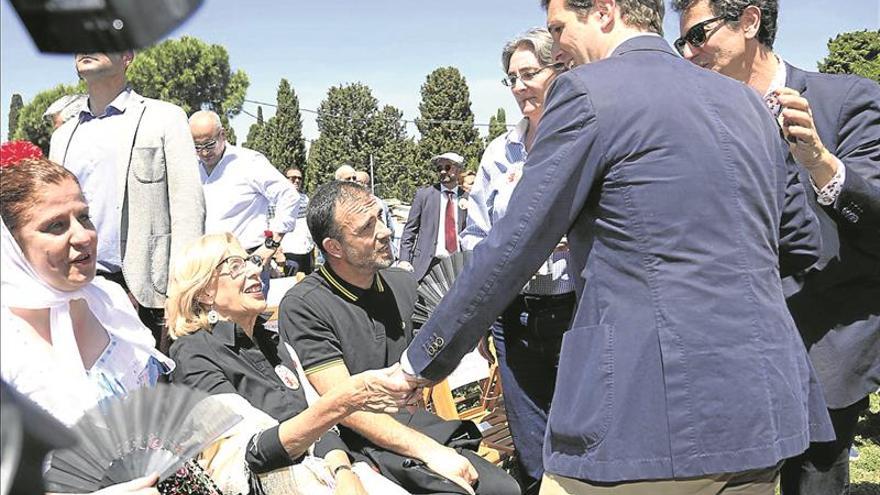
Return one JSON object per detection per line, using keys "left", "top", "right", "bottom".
{"left": 49, "top": 52, "right": 205, "bottom": 351}
{"left": 190, "top": 110, "right": 300, "bottom": 292}
{"left": 398, "top": 152, "right": 468, "bottom": 281}
{"left": 397, "top": 0, "right": 834, "bottom": 493}
{"left": 672, "top": 2, "right": 880, "bottom": 494}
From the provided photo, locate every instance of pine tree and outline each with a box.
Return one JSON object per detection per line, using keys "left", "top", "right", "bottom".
{"left": 415, "top": 67, "right": 483, "bottom": 170}
{"left": 306, "top": 83, "right": 418, "bottom": 200}
{"left": 818, "top": 30, "right": 880, "bottom": 83}
{"left": 7, "top": 94, "right": 23, "bottom": 141}
{"left": 262, "top": 79, "right": 307, "bottom": 175}
{"left": 487, "top": 107, "right": 508, "bottom": 142}
{"left": 244, "top": 105, "right": 266, "bottom": 152}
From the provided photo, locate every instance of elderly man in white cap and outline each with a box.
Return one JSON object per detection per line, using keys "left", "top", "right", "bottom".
{"left": 399, "top": 152, "right": 467, "bottom": 281}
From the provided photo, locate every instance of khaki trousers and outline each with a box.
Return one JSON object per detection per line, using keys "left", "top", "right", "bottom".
{"left": 540, "top": 466, "right": 779, "bottom": 495}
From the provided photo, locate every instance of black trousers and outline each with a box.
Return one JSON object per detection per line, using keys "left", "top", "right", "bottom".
{"left": 780, "top": 395, "right": 869, "bottom": 495}
{"left": 96, "top": 270, "right": 170, "bottom": 354}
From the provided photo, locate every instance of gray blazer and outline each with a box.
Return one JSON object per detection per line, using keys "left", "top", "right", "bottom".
{"left": 49, "top": 90, "right": 205, "bottom": 309}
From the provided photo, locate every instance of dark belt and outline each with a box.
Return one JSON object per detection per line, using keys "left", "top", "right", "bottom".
{"left": 515, "top": 291, "right": 576, "bottom": 312}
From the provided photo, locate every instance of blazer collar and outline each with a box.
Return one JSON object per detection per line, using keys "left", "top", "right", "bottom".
{"left": 783, "top": 62, "right": 809, "bottom": 94}
{"left": 610, "top": 33, "right": 676, "bottom": 59}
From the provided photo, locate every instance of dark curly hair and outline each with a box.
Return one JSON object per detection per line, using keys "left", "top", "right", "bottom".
{"left": 670, "top": 0, "right": 778, "bottom": 48}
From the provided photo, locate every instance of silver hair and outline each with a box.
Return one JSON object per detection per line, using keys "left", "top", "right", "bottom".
{"left": 188, "top": 109, "right": 223, "bottom": 130}
{"left": 501, "top": 27, "right": 555, "bottom": 73}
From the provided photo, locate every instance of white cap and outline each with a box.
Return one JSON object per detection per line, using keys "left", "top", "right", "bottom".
{"left": 431, "top": 152, "right": 464, "bottom": 165}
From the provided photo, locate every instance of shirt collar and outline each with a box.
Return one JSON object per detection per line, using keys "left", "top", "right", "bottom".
{"left": 80, "top": 87, "right": 132, "bottom": 120}
{"left": 212, "top": 316, "right": 269, "bottom": 348}
{"left": 440, "top": 185, "right": 459, "bottom": 195}
{"left": 318, "top": 264, "right": 385, "bottom": 303}
{"left": 506, "top": 118, "right": 530, "bottom": 148}
{"left": 761, "top": 55, "right": 788, "bottom": 117}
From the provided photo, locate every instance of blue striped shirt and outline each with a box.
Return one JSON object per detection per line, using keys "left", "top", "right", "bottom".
{"left": 460, "top": 118, "right": 574, "bottom": 295}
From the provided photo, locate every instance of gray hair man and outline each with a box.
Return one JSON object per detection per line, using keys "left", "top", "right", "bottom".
{"left": 672, "top": 2, "right": 880, "bottom": 494}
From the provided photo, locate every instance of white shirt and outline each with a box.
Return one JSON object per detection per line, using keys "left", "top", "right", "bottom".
{"left": 64, "top": 89, "right": 132, "bottom": 272}
{"left": 280, "top": 194, "right": 314, "bottom": 255}
{"left": 434, "top": 185, "right": 460, "bottom": 258}
{"left": 200, "top": 144, "right": 300, "bottom": 250}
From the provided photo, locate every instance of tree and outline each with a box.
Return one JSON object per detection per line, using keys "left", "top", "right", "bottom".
{"left": 487, "top": 107, "right": 508, "bottom": 142}
{"left": 7, "top": 94, "right": 23, "bottom": 141}
{"left": 415, "top": 67, "right": 483, "bottom": 170}
{"left": 244, "top": 105, "right": 267, "bottom": 154}
{"left": 818, "top": 30, "right": 880, "bottom": 83}
{"left": 11, "top": 83, "right": 85, "bottom": 154}
{"left": 261, "top": 79, "right": 307, "bottom": 175}
{"left": 306, "top": 83, "right": 419, "bottom": 200}
{"left": 127, "top": 36, "right": 249, "bottom": 137}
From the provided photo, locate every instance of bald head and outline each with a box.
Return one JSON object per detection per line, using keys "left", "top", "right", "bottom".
{"left": 354, "top": 171, "right": 370, "bottom": 187}
{"left": 190, "top": 110, "right": 226, "bottom": 169}
{"left": 334, "top": 165, "right": 357, "bottom": 181}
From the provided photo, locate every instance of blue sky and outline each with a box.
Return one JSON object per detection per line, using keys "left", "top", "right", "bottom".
{"left": 2, "top": 0, "right": 878, "bottom": 143}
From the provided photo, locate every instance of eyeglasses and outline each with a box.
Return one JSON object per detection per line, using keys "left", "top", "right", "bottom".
{"left": 194, "top": 139, "right": 219, "bottom": 152}
{"left": 502, "top": 62, "right": 566, "bottom": 87}
{"left": 215, "top": 255, "right": 260, "bottom": 278}
{"left": 674, "top": 15, "right": 735, "bottom": 56}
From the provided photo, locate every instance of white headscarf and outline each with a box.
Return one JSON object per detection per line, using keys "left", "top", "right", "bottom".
{"left": 0, "top": 219, "right": 173, "bottom": 407}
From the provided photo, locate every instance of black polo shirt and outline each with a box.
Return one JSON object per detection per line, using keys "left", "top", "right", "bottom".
{"left": 279, "top": 265, "right": 418, "bottom": 376}
{"left": 169, "top": 319, "right": 346, "bottom": 472}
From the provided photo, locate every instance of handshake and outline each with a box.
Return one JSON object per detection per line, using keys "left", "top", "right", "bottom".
{"left": 347, "top": 362, "right": 433, "bottom": 414}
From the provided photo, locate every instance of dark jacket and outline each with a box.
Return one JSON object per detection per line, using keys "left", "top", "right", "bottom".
{"left": 405, "top": 36, "right": 832, "bottom": 482}
{"left": 399, "top": 184, "right": 467, "bottom": 280}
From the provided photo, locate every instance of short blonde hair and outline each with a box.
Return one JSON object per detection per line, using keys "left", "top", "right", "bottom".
{"left": 165, "top": 232, "right": 240, "bottom": 340}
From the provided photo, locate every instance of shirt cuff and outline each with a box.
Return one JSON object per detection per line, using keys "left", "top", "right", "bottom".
{"left": 810, "top": 157, "right": 846, "bottom": 206}
{"left": 399, "top": 351, "right": 421, "bottom": 378}
{"left": 246, "top": 426, "right": 304, "bottom": 474}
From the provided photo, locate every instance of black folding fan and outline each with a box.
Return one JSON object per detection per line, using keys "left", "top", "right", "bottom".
{"left": 412, "top": 250, "right": 472, "bottom": 326}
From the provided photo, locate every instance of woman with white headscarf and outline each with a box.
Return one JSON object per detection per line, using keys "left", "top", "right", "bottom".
{"left": 0, "top": 156, "right": 173, "bottom": 494}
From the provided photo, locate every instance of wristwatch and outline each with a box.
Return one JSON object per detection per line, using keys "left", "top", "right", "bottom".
{"left": 263, "top": 230, "right": 280, "bottom": 249}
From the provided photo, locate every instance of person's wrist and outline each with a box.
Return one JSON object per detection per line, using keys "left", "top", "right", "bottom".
{"left": 332, "top": 464, "right": 354, "bottom": 479}
{"left": 801, "top": 145, "right": 832, "bottom": 170}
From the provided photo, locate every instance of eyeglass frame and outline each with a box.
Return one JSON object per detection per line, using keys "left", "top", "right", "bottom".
{"left": 193, "top": 129, "right": 225, "bottom": 153}
{"left": 501, "top": 62, "right": 567, "bottom": 87}
{"left": 215, "top": 255, "right": 261, "bottom": 278}
{"left": 674, "top": 14, "right": 738, "bottom": 56}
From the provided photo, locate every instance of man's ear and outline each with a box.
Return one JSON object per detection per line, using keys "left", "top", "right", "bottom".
{"left": 322, "top": 238, "right": 344, "bottom": 260}
{"left": 593, "top": 0, "right": 615, "bottom": 27}
{"left": 739, "top": 5, "right": 762, "bottom": 40}
{"left": 122, "top": 50, "right": 135, "bottom": 69}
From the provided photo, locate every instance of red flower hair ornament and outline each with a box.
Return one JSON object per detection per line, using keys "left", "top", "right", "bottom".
{"left": 0, "top": 140, "right": 44, "bottom": 169}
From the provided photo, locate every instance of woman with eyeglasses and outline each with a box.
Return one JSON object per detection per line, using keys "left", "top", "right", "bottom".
{"left": 458, "top": 27, "right": 573, "bottom": 495}
{"left": 166, "top": 233, "right": 414, "bottom": 495}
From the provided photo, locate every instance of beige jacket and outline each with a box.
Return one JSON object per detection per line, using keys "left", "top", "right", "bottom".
{"left": 49, "top": 90, "right": 205, "bottom": 308}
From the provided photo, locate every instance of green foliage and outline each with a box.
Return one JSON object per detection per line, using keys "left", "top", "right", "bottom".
{"left": 851, "top": 392, "right": 879, "bottom": 494}
{"left": 415, "top": 67, "right": 483, "bottom": 171}
{"left": 244, "top": 105, "right": 266, "bottom": 153}
{"left": 487, "top": 107, "right": 508, "bottom": 143}
{"left": 261, "top": 79, "right": 307, "bottom": 175}
{"left": 12, "top": 83, "right": 85, "bottom": 154}
{"left": 818, "top": 30, "right": 880, "bottom": 83}
{"left": 306, "top": 83, "right": 420, "bottom": 201}
{"left": 127, "top": 36, "right": 249, "bottom": 121}
{"left": 7, "top": 94, "right": 23, "bottom": 141}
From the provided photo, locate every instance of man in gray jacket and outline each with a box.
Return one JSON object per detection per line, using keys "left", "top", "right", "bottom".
{"left": 49, "top": 51, "right": 205, "bottom": 348}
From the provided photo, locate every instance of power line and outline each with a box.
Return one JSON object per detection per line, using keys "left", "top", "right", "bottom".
{"left": 243, "top": 98, "right": 513, "bottom": 129}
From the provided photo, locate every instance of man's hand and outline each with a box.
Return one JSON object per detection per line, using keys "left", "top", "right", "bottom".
{"left": 333, "top": 469, "right": 368, "bottom": 495}
{"left": 422, "top": 446, "right": 479, "bottom": 495}
{"left": 396, "top": 260, "right": 414, "bottom": 272}
{"left": 776, "top": 87, "right": 837, "bottom": 187}
{"left": 346, "top": 364, "right": 426, "bottom": 413}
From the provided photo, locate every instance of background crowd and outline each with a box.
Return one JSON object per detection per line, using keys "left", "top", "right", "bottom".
{"left": 0, "top": 1, "right": 878, "bottom": 495}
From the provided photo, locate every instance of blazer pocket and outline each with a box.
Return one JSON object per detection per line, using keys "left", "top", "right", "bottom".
{"left": 131, "top": 146, "right": 167, "bottom": 183}
{"left": 548, "top": 324, "right": 615, "bottom": 454}
{"left": 149, "top": 233, "right": 170, "bottom": 295}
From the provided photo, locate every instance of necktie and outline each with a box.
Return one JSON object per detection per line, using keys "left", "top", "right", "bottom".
{"left": 444, "top": 191, "right": 457, "bottom": 253}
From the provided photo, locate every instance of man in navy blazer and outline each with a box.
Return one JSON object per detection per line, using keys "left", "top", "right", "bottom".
{"left": 673, "top": 1, "right": 880, "bottom": 494}
{"left": 398, "top": 152, "right": 468, "bottom": 281}
{"left": 399, "top": 0, "right": 834, "bottom": 492}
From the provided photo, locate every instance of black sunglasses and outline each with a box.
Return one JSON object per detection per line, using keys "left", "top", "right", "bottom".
{"left": 674, "top": 15, "right": 735, "bottom": 55}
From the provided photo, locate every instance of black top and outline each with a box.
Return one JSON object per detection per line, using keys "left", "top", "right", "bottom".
{"left": 169, "top": 319, "right": 346, "bottom": 473}
{"left": 278, "top": 265, "right": 418, "bottom": 375}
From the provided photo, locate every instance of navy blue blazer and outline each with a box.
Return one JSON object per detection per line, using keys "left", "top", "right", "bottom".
{"left": 782, "top": 64, "right": 880, "bottom": 409}
{"left": 405, "top": 36, "right": 833, "bottom": 482}
{"left": 399, "top": 184, "right": 467, "bottom": 280}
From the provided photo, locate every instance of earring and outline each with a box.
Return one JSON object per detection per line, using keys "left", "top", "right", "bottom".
{"left": 207, "top": 307, "right": 220, "bottom": 324}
